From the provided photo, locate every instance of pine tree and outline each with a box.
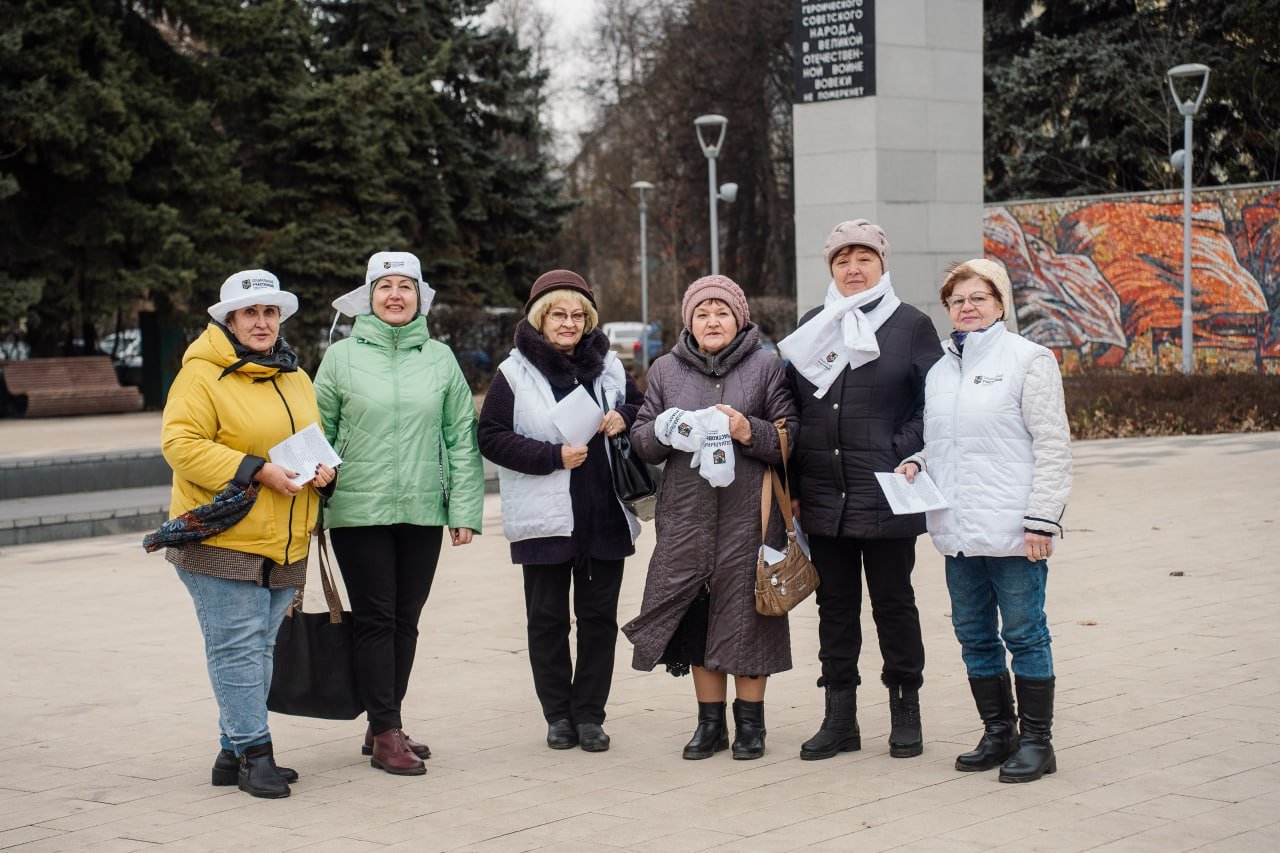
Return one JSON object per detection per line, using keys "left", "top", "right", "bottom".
{"left": 983, "top": 0, "right": 1280, "bottom": 201}
{"left": 0, "top": 0, "right": 250, "bottom": 355}
{"left": 255, "top": 0, "right": 569, "bottom": 346}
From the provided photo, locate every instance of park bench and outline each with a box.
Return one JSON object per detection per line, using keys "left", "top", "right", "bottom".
{"left": 0, "top": 356, "right": 143, "bottom": 417}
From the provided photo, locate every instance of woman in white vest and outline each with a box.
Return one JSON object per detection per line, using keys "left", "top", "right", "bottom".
{"left": 478, "top": 269, "right": 643, "bottom": 754}
{"left": 896, "top": 258, "right": 1072, "bottom": 784}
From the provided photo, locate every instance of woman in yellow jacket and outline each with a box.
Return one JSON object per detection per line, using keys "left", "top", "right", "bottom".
{"left": 161, "top": 270, "right": 334, "bottom": 800}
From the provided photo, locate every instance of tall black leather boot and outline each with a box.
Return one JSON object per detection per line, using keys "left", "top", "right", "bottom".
{"left": 238, "top": 742, "right": 291, "bottom": 799}
{"left": 955, "top": 672, "right": 1019, "bottom": 772}
{"left": 999, "top": 676, "right": 1056, "bottom": 783}
{"left": 887, "top": 685, "right": 923, "bottom": 758}
{"left": 731, "top": 699, "right": 766, "bottom": 760}
{"left": 682, "top": 701, "right": 729, "bottom": 760}
{"left": 800, "top": 686, "right": 860, "bottom": 760}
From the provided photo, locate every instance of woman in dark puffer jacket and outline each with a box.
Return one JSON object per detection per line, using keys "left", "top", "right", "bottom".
{"left": 779, "top": 219, "right": 942, "bottom": 761}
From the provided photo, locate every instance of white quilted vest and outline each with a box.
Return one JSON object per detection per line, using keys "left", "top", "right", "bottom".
{"left": 922, "top": 323, "right": 1050, "bottom": 557}
{"left": 496, "top": 349, "right": 637, "bottom": 543}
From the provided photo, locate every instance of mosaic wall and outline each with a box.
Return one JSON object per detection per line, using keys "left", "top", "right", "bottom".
{"left": 985, "top": 182, "right": 1280, "bottom": 374}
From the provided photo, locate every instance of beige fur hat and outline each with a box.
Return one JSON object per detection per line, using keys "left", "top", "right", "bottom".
{"left": 823, "top": 219, "right": 891, "bottom": 270}
{"left": 945, "top": 258, "right": 1017, "bottom": 331}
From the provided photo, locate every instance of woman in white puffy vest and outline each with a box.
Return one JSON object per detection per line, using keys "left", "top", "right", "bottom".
{"left": 896, "top": 258, "right": 1071, "bottom": 784}
{"left": 478, "top": 269, "right": 643, "bottom": 754}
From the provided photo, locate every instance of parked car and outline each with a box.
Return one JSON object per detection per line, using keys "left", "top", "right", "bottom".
{"left": 603, "top": 321, "right": 662, "bottom": 363}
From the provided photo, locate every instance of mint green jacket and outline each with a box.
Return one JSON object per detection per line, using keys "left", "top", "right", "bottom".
{"left": 314, "top": 313, "right": 484, "bottom": 532}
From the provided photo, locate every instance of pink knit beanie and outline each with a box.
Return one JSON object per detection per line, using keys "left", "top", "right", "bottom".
{"left": 681, "top": 275, "right": 750, "bottom": 330}
{"left": 823, "top": 219, "right": 891, "bottom": 270}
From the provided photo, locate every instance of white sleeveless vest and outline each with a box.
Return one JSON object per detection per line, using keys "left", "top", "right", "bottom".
{"left": 495, "top": 349, "right": 638, "bottom": 543}
{"left": 922, "top": 323, "right": 1050, "bottom": 557}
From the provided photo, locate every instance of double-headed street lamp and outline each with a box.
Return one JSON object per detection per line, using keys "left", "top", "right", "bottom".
{"left": 694, "top": 114, "right": 738, "bottom": 275}
{"left": 630, "top": 180, "right": 654, "bottom": 370}
{"left": 1167, "top": 62, "right": 1211, "bottom": 375}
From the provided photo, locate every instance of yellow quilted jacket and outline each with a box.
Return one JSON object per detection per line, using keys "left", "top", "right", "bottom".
{"left": 161, "top": 324, "right": 321, "bottom": 565}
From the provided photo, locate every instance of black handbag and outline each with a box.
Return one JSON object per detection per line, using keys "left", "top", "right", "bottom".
{"left": 608, "top": 432, "right": 662, "bottom": 520}
{"left": 267, "top": 532, "right": 364, "bottom": 720}
{"left": 608, "top": 432, "right": 656, "bottom": 502}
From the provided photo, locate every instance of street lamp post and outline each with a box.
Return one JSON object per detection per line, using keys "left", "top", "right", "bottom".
{"left": 694, "top": 114, "right": 738, "bottom": 276}
{"left": 630, "top": 180, "right": 654, "bottom": 370}
{"left": 1167, "top": 63, "right": 1211, "bottom": 375}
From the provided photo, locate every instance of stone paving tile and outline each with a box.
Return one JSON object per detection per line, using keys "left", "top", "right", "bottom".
{"left": 941, "top": 809, "right": 1046, "bottom": 847}
{"left": 1195, "top": 821, "right": 1280, "bottom": 852}
{"left": 0, "top": 826, "right": 63, "bottom": 850}
{"left": 1, "top": 432, "right": 1278, "bottom": 851}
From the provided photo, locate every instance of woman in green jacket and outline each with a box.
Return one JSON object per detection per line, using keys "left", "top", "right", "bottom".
{"left": 314, "top": 251, "right": 485, "bottom": 776}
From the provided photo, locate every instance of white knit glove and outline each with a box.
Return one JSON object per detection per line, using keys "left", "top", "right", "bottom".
{"left": 656, "top": 407, "right": 705, "bottom": 452}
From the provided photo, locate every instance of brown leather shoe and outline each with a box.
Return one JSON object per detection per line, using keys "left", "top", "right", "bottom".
{"left": 370, "top": 729, "right": 426, "bottom": 776}
{"left": 399, "top": 729, "right": 431, "bottom": 759}
{"left": 363, "top": 725, "right": 430, "bottom": 760}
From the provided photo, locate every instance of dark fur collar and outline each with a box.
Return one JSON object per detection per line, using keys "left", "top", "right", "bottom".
{"left": 514, "top": 320, "right": 610, "bottom": 390}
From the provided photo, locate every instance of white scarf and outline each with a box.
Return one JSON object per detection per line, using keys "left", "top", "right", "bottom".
{"left": 778, "top": 272, "right": 901, "bottom": 399}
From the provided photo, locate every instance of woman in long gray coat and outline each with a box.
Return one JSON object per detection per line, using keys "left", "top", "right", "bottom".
{"left": 623, "top": 275, "right": 798, "bottom": 761}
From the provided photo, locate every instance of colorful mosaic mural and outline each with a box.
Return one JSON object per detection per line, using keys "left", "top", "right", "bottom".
{"left": 985, "top": 182, "right": 1280, "bottom": 374}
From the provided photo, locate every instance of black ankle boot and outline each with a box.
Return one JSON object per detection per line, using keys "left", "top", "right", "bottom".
{"left": 682, "top": 701, "right": 729, "bottom": 760}
{"left": 956, "top": 672, "right": 1019, "bottom": 772}
{"left": 800, "top": 686, "right": 860, "bottom": 760}
{"left": 1000, "top": 676, "right": 1056, "bottom": 783}
{"left": 731, "top": 699, "right": 766, "bottom": 760}
{"left": 213, "top": 748, "right": 297, "bottom": 786}
{"left": 238, "top": 742, "right": 291, "bottom": 799}
{"left": 888, "top": 685, "right": 924, "bottom": 758}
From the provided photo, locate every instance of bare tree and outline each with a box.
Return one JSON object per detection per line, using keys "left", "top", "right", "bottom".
{"left": 555, "top": 0, "right": 796, "bottom": 344}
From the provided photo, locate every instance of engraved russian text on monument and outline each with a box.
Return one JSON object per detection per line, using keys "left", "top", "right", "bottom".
{"left": 793, "top": 0, "right": 876, "bottom": 104}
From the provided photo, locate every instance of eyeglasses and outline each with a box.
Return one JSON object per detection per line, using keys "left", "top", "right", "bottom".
{"left": 548, "top": 310, "right": 587, "bottom": 326}
{"left": 946, "top": 292, "right": 995, "bottom": 311}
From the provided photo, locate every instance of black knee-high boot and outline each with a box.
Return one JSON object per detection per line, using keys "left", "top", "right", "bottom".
{"left": 955, "top": 671, "right": 1018, "bottom": 772}
{"left": 999, "top": 676, "right": 1056, "bottom": 783}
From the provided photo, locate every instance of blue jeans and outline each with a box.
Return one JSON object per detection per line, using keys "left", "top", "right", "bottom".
{"left": 176, "top": 568, "right": 296, "bottom": 755}
{"left": 945, "top": 554, "right": 1053, "bottom": 680}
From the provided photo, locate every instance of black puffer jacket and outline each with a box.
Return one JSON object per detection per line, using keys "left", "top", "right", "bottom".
{"left": 786, "top": 300, "right": 942, "bottom": 539}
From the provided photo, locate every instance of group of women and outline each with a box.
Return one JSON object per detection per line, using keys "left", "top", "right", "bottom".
{"left": 158, "top": 219, "right": 1071, "bottom": 800}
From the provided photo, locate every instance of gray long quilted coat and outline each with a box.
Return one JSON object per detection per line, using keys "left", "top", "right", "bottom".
{"left": 622, "top": 325, "right": 799, "bottom": 675}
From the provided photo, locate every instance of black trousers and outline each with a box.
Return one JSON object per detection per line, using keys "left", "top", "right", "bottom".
{"left": 330, "top": 524, "right": 443, "bottom": 734}
{"left": 522, "top": 557, "right": 624, "bottom": 725}
{"left": 810, "top": 535, "right": 925, "bottom": 691}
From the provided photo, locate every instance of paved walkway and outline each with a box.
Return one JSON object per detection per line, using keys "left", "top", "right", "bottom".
{"left": 1, "top": 432, "right": 1277, "bottom": 851}
{"left": 0, "top": 412, "right": 162, "bottom": 461}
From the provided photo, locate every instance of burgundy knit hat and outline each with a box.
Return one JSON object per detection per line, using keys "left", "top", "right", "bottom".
{"left": 681, "top": 275, "right": 750, "bottom": 330}
{"left": 524, "top": 269, "right": 596, "bottom": 314}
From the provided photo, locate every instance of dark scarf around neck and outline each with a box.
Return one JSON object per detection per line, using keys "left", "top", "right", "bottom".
{"left": 514, "top": 319, "right": 610, "bottom": 391}
{"left": 217, "top": 323, "right": 300, "bottom": 379}
{"left": 674, "top": 323, "right": 758, "bottom": 377}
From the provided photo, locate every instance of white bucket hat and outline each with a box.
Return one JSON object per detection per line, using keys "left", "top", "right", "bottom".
{"left": 331, "top": 251, "right": 437, "bottom": 318}
{"left": 208, "top": 269, "right": 299, "bottom": 324}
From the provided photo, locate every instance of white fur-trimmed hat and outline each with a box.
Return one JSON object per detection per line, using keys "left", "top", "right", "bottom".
{"left": 208, "top": 269, "right": 298, "bottom": 324}
{"left": 331, "top": 251, "right": 436, "bottom": 317}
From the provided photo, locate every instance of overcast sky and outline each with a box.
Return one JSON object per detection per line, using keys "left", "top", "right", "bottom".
{"left": 531, "top": 0, "right": 599, "bottom": 162}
